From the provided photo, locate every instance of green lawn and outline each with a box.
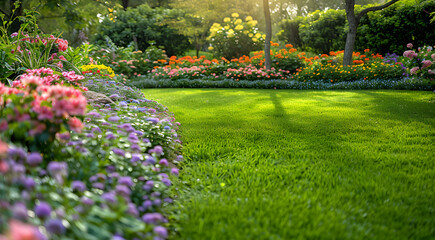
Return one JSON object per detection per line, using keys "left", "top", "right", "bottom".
{"left": 143, "top": 89, "right": 435, "bottom": 240}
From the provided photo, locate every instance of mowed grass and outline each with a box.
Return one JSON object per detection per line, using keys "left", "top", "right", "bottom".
{"left": 143, "top": 89, "right": 435, "bottom": 240}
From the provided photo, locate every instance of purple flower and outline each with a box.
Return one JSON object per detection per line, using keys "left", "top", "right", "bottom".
{"left": 109, "top": 94, "right": 120, "bottom": 99}
{"left": 176, "top": 155, "right": 184, "bottom": 161}
{"left": 92, "top": 127, "right": 101, "bottom": 133}
{"left": 153, "top": 198, "right": 162, "bottom": 206}
{"left": 81, "top": 197, "right": 94, "bottom": 206}
{"left": 162, "top": 178, "right": 171, "bottom": 186}
{"left": 143, "top": 138, "right": 150, "bottom": 143}
{"left": 72, "top": 181, "right": 86, "bottom": 192}
{"left": 47, "top": 162, "right": 67, "bottom": 175}
{"left": 171, "top": 168, "right": 179, "bottom": 176}
{"left": 27, "top": 152, "right": 43, "bottom": 166}
{"left": 154, "top": 226, "right": 168, "bottom": 238}
{"left": 159, "top": 159, "right": 168, "bottom": 166}
{"left": 164, "top": 197, "right": 173, "bottom": 203}
{"left": 106, "top": 133, "right": 116, "bottom": 140}
{"left": 112, "top": 148, "right": 125, "bottom": 157}
{"left": 148, "top": 108, "right": 156, "bottom": 113}
{"left": 142, "top": 200, "right": 153, "bottom": 209}
{"left": 127, "top": 133, "right": 139, "bottom": 143}
{"left": 116, "top": 185, "right": 131, "bottom": 197}
{"left": 131, "top": 144, "right": 141, "bottom": 152}
{"left": 12, "top": 202, "right": 28, "bottom": 220}
{"left": 113, "top": 235, "right": 125, "bottom": 240}
{"left": 149, "top": 146, "right": 163, "bottom": 155}
{"left": 127, "top": 203, "right": 139, "bottom": 217}
{"left": 87, "top": 111, "right": 102, "bottom": 118}
{"left": 102, "top": 192, "right": 117, "bottom": 204}
{"left": 23, "top": 177, "right": 36, "bottom": 189}
{"left": 106, "top": 165, "right": 116, "bottom": 173}
{"left": 158, "top": 173, "right": 169, "bottom": 179}
{"left": 130, "top": 153, "right": 141, "bottom": 163}
{"left": 119, "top": 101, "right": 128, "bottom": 106}
{"left": 35, "top": 202, "right": 52, "bottom": 218}
{"left": 8, "top": 148, "right": 27, "bottom": 161}
{"left": 118, "top": 176, "right": 133, "bottom": 187}
{"left": 142, "top": 213, "right": 164, "bottom": 224}
{"left": 47, "top": 162, "right": 68, "bottom": 184}
{"left": 164, "top": 126, "right": 171, "bottom": 130}
{"left": 146, "top": 156, "right": 156, "bottom": 165}
{"left": 92, "top": 182, "right": 105, "bottom": 190}
{"left": 108, "top": 116, "right": 120, "bottom": 122}
{"left": 45, "top": 218, "right": 66, "bottom": 235}
{"left": 147, "top": 118, "right": 159, "bottom": 124}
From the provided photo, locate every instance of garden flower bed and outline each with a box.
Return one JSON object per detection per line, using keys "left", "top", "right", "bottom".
{"left": 0, "top": 26, "right": 183, "bottom": 238}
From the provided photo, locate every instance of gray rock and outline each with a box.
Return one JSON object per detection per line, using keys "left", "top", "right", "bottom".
{"left": 82, "top": 90, "right": 115, "bottom": 105}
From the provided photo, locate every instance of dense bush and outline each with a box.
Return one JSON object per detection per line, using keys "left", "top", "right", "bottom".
{"left": 277, "top": 0, "right": 435, "bottom": 55}
{"left": 93, "top": 4, "right": 191, "bottom": 57}
{"left": 298, "top": 9, "right": 346, "bottom": 54}
{"left": 356, "top": 0, "right": 435, "bottom": 54}
{"left": 207, "top": 13, "right": 265, "bottom": 59}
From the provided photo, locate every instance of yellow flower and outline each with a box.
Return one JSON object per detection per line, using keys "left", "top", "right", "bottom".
{"left": 224, "top": 25, "right": 230, "bottom": 30}
{"left": 247, "top": 20, "right": 258, "bottom": 26}
{"left": 235, "top": 24, "right": 243, "bottom": 30}
{"left": 234, "top": 19, "right": 242, "bottom": 25}
{"left": 243, "top": 30, "right": 249, "bottom": 34}
{"left": 255, "top": 33, "right": 262, "bottom": 39}
{"left": 245, "top": 16, "right": 253, "bottom": 21}
{"left": 208, "top": 46, "right": 214, "bottom": 51}
{"left": 252, "top": 37, "right": 258, "bottom": 42}
{"left": 231, "top": 13, "right": 239, "bottom": 18}
{"left": 248, "top": 33, "right": 254, "bottom": 37}
{"left": 262, "top": 34, "right": 266, "bottom": 39}
{"left": 223, "top": 17, "right": 231, "bottom": 23}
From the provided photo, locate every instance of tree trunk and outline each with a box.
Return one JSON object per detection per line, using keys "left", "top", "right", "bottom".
{"left": 343, "top": 0, "right": 400, "bottom": 66}
{"left": 343, "top": 0, "right": 357, "bottom": 66}
{"left": 263, "top": 0, "right": 272, "bottom": 70}
{"left": 122, "top": 0, "right": 129, "bottom": 10}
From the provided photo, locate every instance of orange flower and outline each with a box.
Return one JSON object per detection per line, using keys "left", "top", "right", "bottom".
{"left": 314, "top": 56, "right": 319, "bottom": 60}
{"left": 321, "top": 54, "right": 329, "bottom": 58}
{"left": 285, "top": 44, "right": 293, "bottom": 48}
{"left": 364, "top": 49, "right": 370, "bottom": 52}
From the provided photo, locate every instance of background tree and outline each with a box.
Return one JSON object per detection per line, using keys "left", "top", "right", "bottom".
{"left": 263, "top": 0, "right": 271, "bottom": 70}
{"left": 343, "top": 0, "right": 399, "bottom": 66}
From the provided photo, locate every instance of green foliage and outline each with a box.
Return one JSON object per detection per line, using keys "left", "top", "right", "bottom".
{"left": 93, "top": 4, "right": 191, "bottom": 57}
{"left": 356, "top": 0, "right": 435, "bottom": 54}
{"left": 208, "top": 14, "right": 265, "bottom": 59}
{"left": 299, "top": 9, "right": 347, "bottom": 54}
{"left": 131, "top": 77, "right": 434, "bottom": 90}
{"left": 276, "top": 17, "right": 303, "bottom": 49}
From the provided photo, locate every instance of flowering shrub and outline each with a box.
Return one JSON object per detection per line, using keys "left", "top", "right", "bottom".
{"left": 223, "top": 65, "right": 291, "bottom": 81}
{"left": 294, "top": 61, "right": 403, "bottom": 83}
{"left": 208, "top": 13, "right": 265, "bottom": 59}
{"left": 401, "top": 43, "right": 435, "bottom": 79}
{"left": 0, "top": 74, "right": 87, "bottom": 153}
{"left": 80, "top": 64, "right": 116, "bottom": 78}
{"left": 0, "top": 98, "right": 182, "bottom": 239}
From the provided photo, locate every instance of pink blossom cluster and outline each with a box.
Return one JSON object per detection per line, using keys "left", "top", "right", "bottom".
{"left": 223, "top": 64, "right": 290, "bottom": 80}
{"left": 12, "top": 68, "right": 86, "bottom": 90}
{"left": 1, "top": 74, "right": 87, "bottom": 135}
{"left": 403, "top": 50, "right": 418, "bottom": 59}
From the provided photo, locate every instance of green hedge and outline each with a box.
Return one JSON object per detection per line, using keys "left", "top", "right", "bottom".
{"left": 129, "top": 78, "right": 434, "bottom": 91}
{"left": 277, "top": 0, "right": 435, "bottom": 54}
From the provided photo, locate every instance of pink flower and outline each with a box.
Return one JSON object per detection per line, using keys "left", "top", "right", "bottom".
{"left": 431, "top": 54, "right": 435, "bottom": 60}
{"left": 68, "top": 117, "right": 83, "bottom": 132}
{"left": 59, "top": 55, "right": 67, "bottom": 61}
{"left": 56, "top": 39, "right": 68, "bottom": 52}
{"left": 421, "top": 60, "right": 432, "bottom": 69}
{"left": 428, "top": 69, "right": 435, "bottom": 74}
{"left": 410, "top": 67, "right": 419, "bottom": 75}
{"left": 9, "top": 220, "right": 41, "bottom": 240}
{"left": 406, "top": 43, "right": 413, "bottom": 49}
{"left": 20, "top": 76, "right": 42, "bottom": 87}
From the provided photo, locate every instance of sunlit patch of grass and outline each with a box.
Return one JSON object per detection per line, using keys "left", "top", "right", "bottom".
{"left": 144, "top": 89, "right": 434, "bottom": 240}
